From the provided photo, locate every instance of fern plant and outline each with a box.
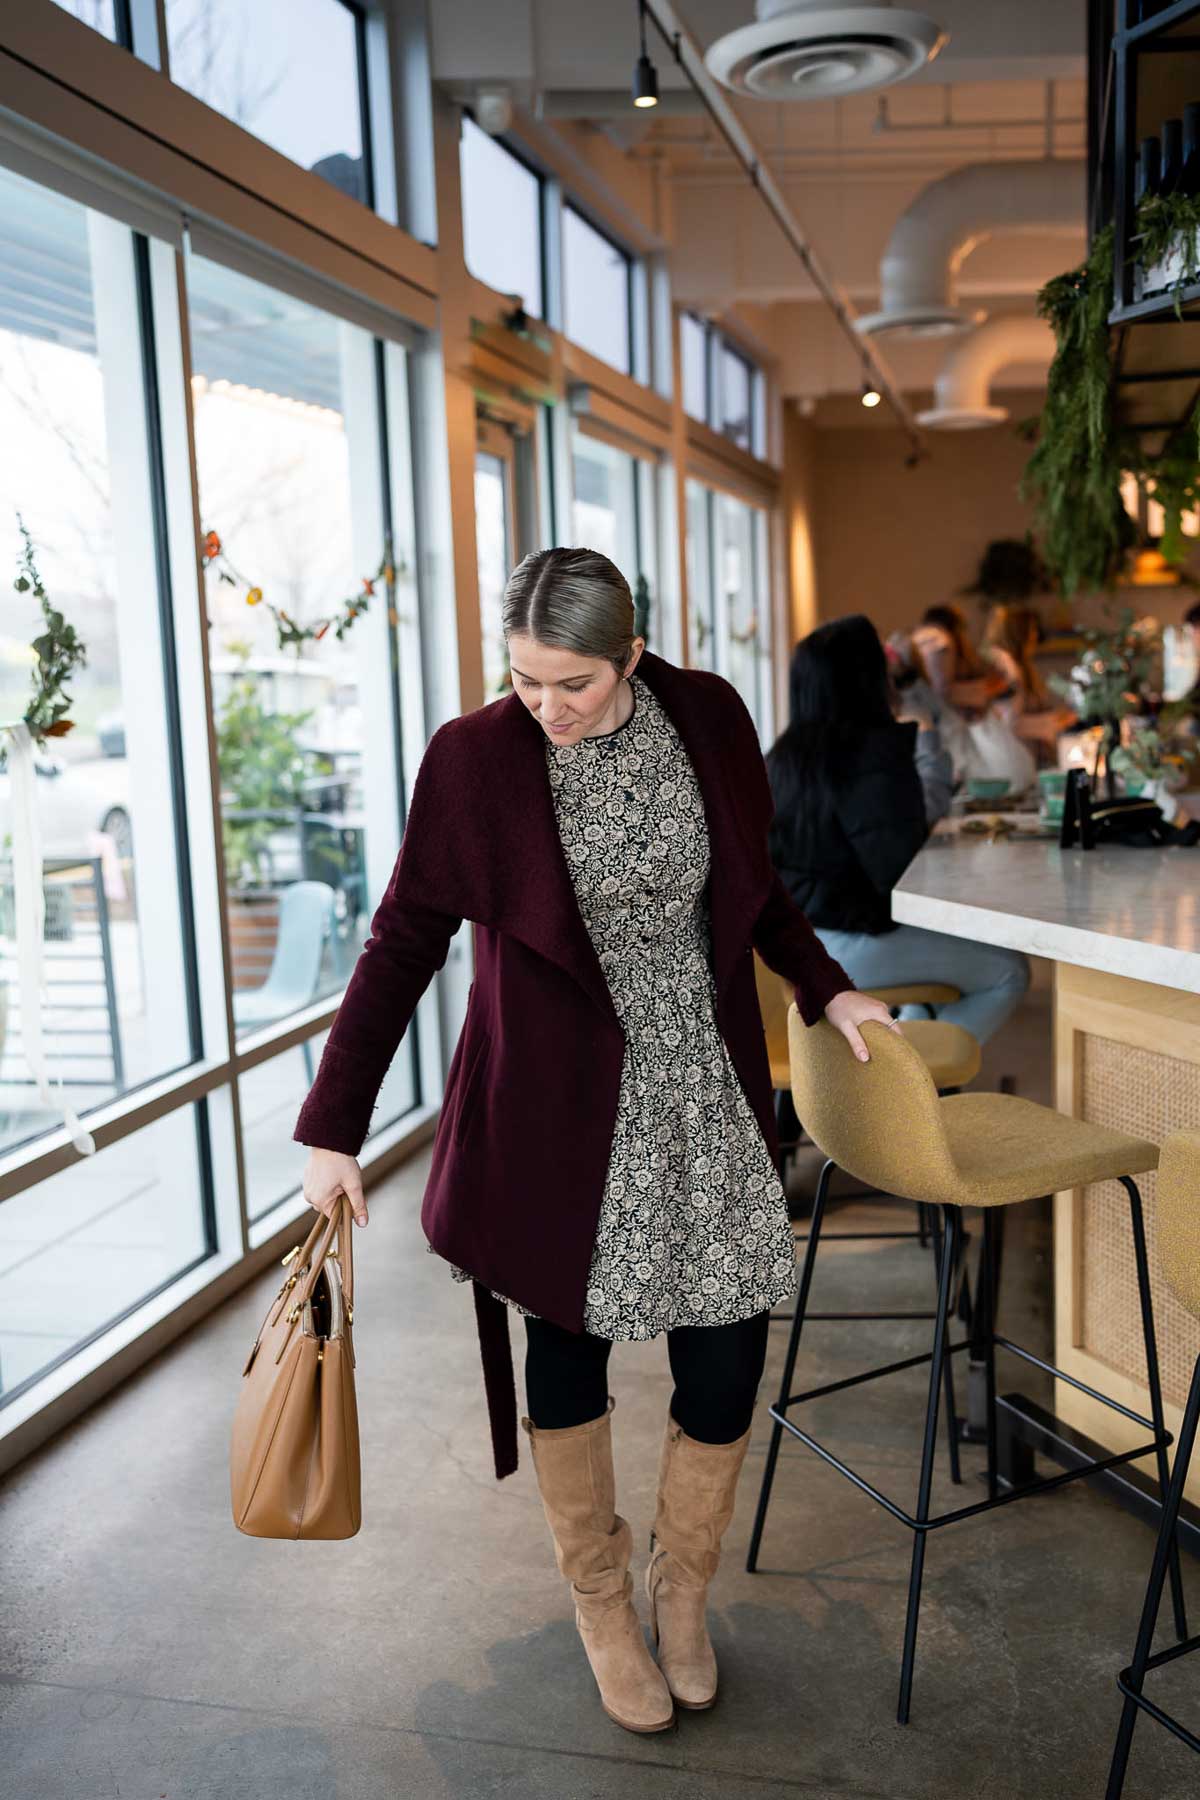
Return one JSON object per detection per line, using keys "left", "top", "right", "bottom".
{"left": 1022, "top": 201, "right": 1200, "bottom": 596}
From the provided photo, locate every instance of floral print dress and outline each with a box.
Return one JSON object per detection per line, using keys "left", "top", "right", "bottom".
{"left": 451, "top": 673, "right": 796, "bottom": 1339}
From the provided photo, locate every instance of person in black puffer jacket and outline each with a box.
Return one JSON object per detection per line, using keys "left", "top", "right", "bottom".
{"left": 767, "top": 615, "right": 1028, "bottom": 1043}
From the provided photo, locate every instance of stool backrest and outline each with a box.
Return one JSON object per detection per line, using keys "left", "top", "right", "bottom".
{"left": 1157, "top": 1132, "right": 1200, "bottom": 1325}
{"left": 787, "top": 1010, "right": 960, "bottom": 1203}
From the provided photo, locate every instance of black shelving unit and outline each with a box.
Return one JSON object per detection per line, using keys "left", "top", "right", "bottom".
{"left": 1091, "top": 0, "right": 1200, "bottom": 448}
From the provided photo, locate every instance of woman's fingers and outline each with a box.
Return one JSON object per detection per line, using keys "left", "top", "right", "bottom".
{"left": 842, "top": 1020, "right": 869, "bottom": 1063}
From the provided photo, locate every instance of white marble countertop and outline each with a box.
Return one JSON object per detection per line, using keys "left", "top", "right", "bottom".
{"left": 892, "top": 834, "right": 1200, "bottom": 992}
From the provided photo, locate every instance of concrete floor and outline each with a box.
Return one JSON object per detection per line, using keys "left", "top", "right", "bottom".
{"left": 1, "top": 964, "right": 1197, "bottom": 1799}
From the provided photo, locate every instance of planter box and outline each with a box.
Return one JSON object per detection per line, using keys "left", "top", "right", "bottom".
{"left": 228, "top": 888, "right": 281, "bottom": 991}
{"left": 1135, "top": 230, "right": 1200, "bottom": 302}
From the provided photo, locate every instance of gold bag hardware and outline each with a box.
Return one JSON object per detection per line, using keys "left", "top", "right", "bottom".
{"left": 230, "top": 1193, "right": 361, "bottom": 1540}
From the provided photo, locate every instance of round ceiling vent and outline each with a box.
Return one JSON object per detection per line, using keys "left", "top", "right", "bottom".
{"left": 914, "top": 404, "right": 1009, "bottom": 430}
{"left": 705, "top": 3, "right": 946, "bottom": 103}
{"left": 855, "top": 303, "right": 983, "bottom": 339}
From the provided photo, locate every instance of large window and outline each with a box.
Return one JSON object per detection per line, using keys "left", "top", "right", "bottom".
{"left": 564, "top": 207, "right": 632, "bottom": 374}
{"left": 681, "top": 313, "right": 764, "bottom": 457}
{"left": 686, "top": 478, "right": 772, "bottom": 737}
{"left": 0, "top": 1108, "right": 210, "bottom": 1407}
{"left": 572, "top": 433, "right": 639, "bottom": 580}
{"left": 680, "top": 312, "right": 707, "bottom": 423}
{"left": 0, "top": 166, "right": 196, "bottom": 1153}
{"left": 460, "top": 119, "right": 544, "bottom": 319}
{"left": 184, "top": 251, "right": 418, "bottom": 1138}
{"left": 571, "top": 432, "right": 662, "bottom": 651}
{"left": 163, "top": 0, "right": 371, "bottom": 206}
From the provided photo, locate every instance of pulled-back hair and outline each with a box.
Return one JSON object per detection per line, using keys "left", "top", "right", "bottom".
{"left": 502, "top": 547, "right": 635, "bottom": 675}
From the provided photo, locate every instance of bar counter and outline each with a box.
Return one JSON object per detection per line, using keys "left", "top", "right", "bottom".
{"left": 893, "top": 832, "right": 1200, "bottom": 1504}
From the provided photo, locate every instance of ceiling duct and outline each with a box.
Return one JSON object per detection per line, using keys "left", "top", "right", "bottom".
{"left": 915, "top": 314, "right": 1054, "bottom": 429}
{"left": 856, "top": 158, "right": 1084, "bottom": 339}
{"left": 705, "top": 0, "right": 946, "bottom": 102}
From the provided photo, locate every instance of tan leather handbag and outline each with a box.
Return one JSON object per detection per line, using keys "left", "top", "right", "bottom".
{"left": 230, "top": 1194, "right": 361, "bottom": 1539}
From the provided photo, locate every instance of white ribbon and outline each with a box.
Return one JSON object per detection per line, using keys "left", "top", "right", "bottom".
{"left": 2, "top": 720, "right": 96, "bottom": 1156}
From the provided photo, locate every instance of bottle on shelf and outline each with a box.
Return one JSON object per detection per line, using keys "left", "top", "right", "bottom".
{"left": 1181, "top": 103, "right": 1200, "bottom": 200}
{"left": 1160, "top": 117, "right": 1183, "bottom": 195}
{"left": 1135, "top": 135, "right": 1161, "bottom": 204}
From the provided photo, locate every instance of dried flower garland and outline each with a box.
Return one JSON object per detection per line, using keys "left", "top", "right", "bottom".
{"left": 201, "top": 529, "right": 401, "bottom": 650}
{"left": 8, "top": 516, "right": 87, "bottom": 745}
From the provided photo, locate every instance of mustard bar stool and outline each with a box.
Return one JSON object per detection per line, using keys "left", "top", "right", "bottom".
{"left": 747, "top": 1014, "right": 1185, "bottom": 1726}
{"left": 754, "top": 956, "right": 980, "bottom": 1483}
{"left": 1107, "top": 1132, "right": 1200, "bottom": 1798}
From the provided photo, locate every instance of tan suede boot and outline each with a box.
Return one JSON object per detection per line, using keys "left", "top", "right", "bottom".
{"left": 522, "top": 1400, "right": 675, "bottom": 1734}
{"left": 645, "top": 1415, "right": 752, "bottom": 1710}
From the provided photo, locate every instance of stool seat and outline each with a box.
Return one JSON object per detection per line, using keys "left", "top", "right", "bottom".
{"left": 790, "top": 1015, "right": 1158, "bottom": 1211}
{"left": 939, "top": 1092, "right": 1158, "bottom": 1208}
{"left": 865, "top": 982, "right": 962, "bottom": 1008}
{"left": 896, "top": 1020, "right": 981, "bottom": 1090}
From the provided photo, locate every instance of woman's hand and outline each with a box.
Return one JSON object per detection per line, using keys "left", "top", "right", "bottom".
{"left": 303, "top": 1148, "right": 369, "bottom": 1227}
{"left": 824, "top": 990, "right": 902, "bottom": 1064}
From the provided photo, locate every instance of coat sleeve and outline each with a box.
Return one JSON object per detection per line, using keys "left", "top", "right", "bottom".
{"left": 752, "top": 868, "right": 854, "bottom": 1025}
{"left": 720, "top": 682, "right": 853, "bottom": 1024}
{"left": 293, "top": 725, "right": 466, "bottom": 1156}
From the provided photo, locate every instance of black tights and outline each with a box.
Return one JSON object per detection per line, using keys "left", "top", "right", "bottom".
{"left": 523, "top": 1310, "right": 770, "bottom": 1444}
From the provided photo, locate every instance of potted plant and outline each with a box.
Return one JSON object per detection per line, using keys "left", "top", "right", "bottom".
{"left": 214, "top": 652, "right": 315, "bottom": 988}
{"left": 1049, "top": 607, "right": 1158, "bottom": 797}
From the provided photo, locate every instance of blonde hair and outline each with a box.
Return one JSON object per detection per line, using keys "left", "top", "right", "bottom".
{"left": 502, "top": 547, "right": 635, "bottom": 675}
{"left": 985, "top": 604, "right": 1046, "bottom": 705}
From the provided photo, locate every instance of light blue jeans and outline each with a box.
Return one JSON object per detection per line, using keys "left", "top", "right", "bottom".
{"left": 814, "top": 923, "right": 1030, "bottom": 1045}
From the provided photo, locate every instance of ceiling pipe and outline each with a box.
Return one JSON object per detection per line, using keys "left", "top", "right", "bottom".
{"left": 855, "top": 157, "right": 1084, "bottom": 338}
{"left": 642, "top": 0, "right": 925, "bottom": 456}
{"left": 915, "top": 314, "right": 1054, "bottom": 428}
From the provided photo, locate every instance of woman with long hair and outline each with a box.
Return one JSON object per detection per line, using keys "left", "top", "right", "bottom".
{"left": 767, "top": 614, "right": 1029, "bottom": 1042}
{"left": 293, "top": 549, "right": 894, "bottom": 1735}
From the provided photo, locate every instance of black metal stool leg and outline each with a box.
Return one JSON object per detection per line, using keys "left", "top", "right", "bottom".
{"left": 748, "top": 1159, "right": 834, "bottom": 1572}
{"left": 1123, "top": 1176, "right": 1188, "bottom": 1644}
{"left": 1105, "top": 1353, "right": 1200, "bottom": 1800}
{"left": 897, "top": 1206, "right": 960, "bottom": 1726}
{"left": 929, "top": 1209, "right": 963, "bottom": 1486}
{"left": 980, "top": 1210, "right": 1000, "bottom": 1500}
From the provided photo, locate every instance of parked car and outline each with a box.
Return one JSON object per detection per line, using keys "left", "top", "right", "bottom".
{"left": 0, "top": 747, "right": 133, "bottom": 860}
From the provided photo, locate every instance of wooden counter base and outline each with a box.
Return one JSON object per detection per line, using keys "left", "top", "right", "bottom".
{"left": 1054, "top": 965, "right": 1200, "bottom": 1502}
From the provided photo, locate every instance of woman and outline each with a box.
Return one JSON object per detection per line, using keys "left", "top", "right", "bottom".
{"left": 293, "top": 548, "right": 893, "bottom": 1735}
{"left": 767, "top": 615, "right": 1029, "bottom": 1043}
{"left": 983, "top": 603, "right": 1073, "bottom": 757}
{"left": 911, "top": 602, "right": 997, "bottom": 717}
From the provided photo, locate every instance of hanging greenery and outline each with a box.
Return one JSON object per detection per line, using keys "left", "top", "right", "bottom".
{"left": 1020, "top": 226, "right": 1135, "bottom": 595}
{"left": 7, "top": 515, "right": 88, "bottom": 746}
{"left": 1021, "top": 200, "right": 1200, "bottom": 596}
{"left": 201, "top": 529, "right": 402, "bottom": 652}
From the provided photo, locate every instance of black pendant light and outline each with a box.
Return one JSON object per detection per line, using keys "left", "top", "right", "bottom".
{"left": 633, "top": 0, "right": 659, "bottom": 108}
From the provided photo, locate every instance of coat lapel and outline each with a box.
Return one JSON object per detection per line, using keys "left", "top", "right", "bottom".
{"left": 486, "top": 693, "right": 621, "bottom": 1027}
{"left": 629, "top": 654, "right": 771, "bottom": 1005}
{"left": 479, "top": 654, "right": 769, "bottom": 1026}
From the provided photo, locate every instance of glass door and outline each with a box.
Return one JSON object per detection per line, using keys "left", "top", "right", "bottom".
{"left": 475, "top": 420, "right": 518, "bottom": 701}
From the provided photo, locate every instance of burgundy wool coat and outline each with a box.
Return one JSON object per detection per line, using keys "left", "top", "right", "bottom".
{"left": 293, "top": 650, "right": 852, "bottom": 1479}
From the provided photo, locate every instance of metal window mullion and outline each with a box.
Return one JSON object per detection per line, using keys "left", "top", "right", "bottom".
{"left": 145, "top": 236, "right": 251, "bottom": 1258}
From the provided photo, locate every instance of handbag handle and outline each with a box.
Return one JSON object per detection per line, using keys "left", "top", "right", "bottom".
{"left": 293, "top": 1192, "right": 355, "bottom": 1316}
